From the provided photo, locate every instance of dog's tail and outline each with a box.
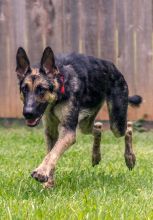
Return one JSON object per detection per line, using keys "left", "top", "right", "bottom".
{"left": 128, "top": 95, "right": 142, "bottom": 107}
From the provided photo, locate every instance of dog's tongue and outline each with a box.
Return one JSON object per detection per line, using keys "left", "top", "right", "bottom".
{"left": 26, "top": 119, "right": 37, "bottom": 126}
{"left": 25, "top": 115, "right": 42, "bottom": 127}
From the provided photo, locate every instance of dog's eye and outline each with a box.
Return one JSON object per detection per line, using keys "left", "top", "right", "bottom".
{"left": 21, "top": 85, "right": 29, "bottom": 94}
{"left": 35, "top": 86, "right": 47, "bottom": 96}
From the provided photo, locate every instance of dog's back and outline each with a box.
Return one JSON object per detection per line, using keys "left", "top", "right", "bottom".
{"left": 56, "top": 53, "right": 127, "bottom": 104}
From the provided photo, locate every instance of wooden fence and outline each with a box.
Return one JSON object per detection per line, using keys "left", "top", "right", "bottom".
{"left": 0, "top": 0, "right": 153, "bottom": 120}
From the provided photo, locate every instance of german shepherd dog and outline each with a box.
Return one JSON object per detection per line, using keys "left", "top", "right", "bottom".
{"left": 16, "top": 47, "right": 142, "bottom": 188}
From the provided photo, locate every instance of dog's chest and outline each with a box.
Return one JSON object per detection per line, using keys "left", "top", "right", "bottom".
{"left": 53, "top": 101, "right": 70, "bottom": 122}
{"left": 53, "top": 101, "right": 95, "bottom": 123}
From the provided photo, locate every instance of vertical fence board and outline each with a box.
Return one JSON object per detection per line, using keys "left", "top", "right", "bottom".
{"left": 97, "top": 0, "right": 116, "bottom": 120}
{"left": 82, "top": 0, "right": 98, "bottom": 56}
{"left": 51, "top": 0, "right": 63, "bottom": 53}
{"left": 70, "top": 0, "right": 79, "bottom": 52}
{"left": 117, "top": 0, "right": 137, "bottom": 119}
{"left": 0, "top": 0, "right": 9, "bottom": 117}
{"left": 99, "top": 0, "right": 116, "bottom": 62}
{"left": 135, "top": 0, "right": 153, "bottom": 120}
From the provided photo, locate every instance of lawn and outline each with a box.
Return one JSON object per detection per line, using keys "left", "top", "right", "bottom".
{"left": 0, "top": 127, "right": 153, "bottom": 220}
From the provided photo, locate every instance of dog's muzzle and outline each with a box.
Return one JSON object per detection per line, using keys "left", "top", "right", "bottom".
{"left": 23, "top": 108, "right": 42, "bottom": 127}
{"left": 25, "top": 116, "right": 42, "bottom": 127}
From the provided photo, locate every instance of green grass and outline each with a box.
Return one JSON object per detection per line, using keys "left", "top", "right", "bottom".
{"left": 0, "top": 127, "right": 153, "bottom": 219}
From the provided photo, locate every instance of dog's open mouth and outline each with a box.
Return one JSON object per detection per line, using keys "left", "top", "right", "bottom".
{"left": 25, "top": 116, "right": 42, "bottom": 127}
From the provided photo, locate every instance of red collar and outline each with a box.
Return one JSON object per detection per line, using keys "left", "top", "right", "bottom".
{"left": 60, "top": 75, "right": 65, "bottom": 94}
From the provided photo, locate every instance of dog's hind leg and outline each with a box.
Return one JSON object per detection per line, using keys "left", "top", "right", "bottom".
{"left": 92, "top": 121, "right": 103, "bottom": 166}
{"left": 124, "top": 121, "right": 136, "bottom": 170}
{"left": 106, "top": 74, "right": 129, "bottom": 137}
{"left": 105, "top": 72, "right": 136, "bottom": 169}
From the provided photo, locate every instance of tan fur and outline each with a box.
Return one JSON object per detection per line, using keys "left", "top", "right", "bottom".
{"left": 124, "top": 121, "right": 136, "bottom": 169}
{"left": 44, "top": 92, "right": 57, "bottom": 103}
{"left": 53, "top": 68, "right": 60, "bottom": 76}
{"left": 36, "top": 91, "right": 57, "bottom": 103}
{"left": 23, "top": 77, "right": 33, "bottom": 91}
{"left": 34, "top": 77, "right": 48, "bottom": 89}
{"left": 32, "top": 129, "right": 76, "bottom": 187}
{"left": 20, "top": 92, "right": 24, "bottom": 101}
{"left": 53, "top": 78, "right": 60, "bottom": 91}
{"left": 53, "top": 100, "right": 71, "bottom": 122}
{"left": 21, "top": 68, "right": 59, "bottom": 104}
{"left": 40, "top": 130, "right": 76, "bottom": 169}
{"left": 23, "top": 69, "right": 48, "bottom": 91}
{"left": 31, "top": 68, "right": 40, "bottom": 75}
{"left": 54, "top": 101, "right": 100, "bottom": 131}
{"left": 92, "top": 122, "right": 103, "bottom": 166}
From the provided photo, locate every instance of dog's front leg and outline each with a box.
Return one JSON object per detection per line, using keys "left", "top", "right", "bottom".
{"left": 31, "top": 128, "right": 76, "bottom": 187}
{"left": 32, "top": 94, "right": 80, "bottom": 187}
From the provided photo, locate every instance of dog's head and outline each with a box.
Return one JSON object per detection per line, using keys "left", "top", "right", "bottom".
{"left": 16, "top": 47, "right": 60, "bottom": 127}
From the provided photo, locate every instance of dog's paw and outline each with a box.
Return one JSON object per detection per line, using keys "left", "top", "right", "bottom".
{"left": 31, "top": 167, "right": 49, "bottom": 183}
{"left": 92, "top": 153, "right": 101, "bottom": 166}
{"left": 124, "top": 153, "right": 136, "bottom": 170}
{"left": 93, "top": 121, "right": 103, "bottom": 133}
{"left": 43, "top": 178, "right": 55, "bottom": 188}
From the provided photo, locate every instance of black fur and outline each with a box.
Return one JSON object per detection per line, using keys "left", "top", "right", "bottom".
{"left": 55, "top": 53, "right": 131, "bottom": 136}
{"left": 128, "top": 95, "right": 142, "bottom": 107}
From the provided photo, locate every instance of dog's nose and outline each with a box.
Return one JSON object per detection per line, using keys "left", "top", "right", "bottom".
{"left": 23, "top": 108, "right": 36, "bottom": 119}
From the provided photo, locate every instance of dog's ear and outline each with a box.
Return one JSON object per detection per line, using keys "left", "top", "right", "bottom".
{"left": 16, "top": 47, "right": 30, "bottom": 81}
{"left": 40, "top": 47, "right": 57, "bottom": 74}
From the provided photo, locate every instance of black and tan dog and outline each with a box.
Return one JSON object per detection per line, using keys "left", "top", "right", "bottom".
{"left": 16, "top": 47, "right": 142, "bottom": 188}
